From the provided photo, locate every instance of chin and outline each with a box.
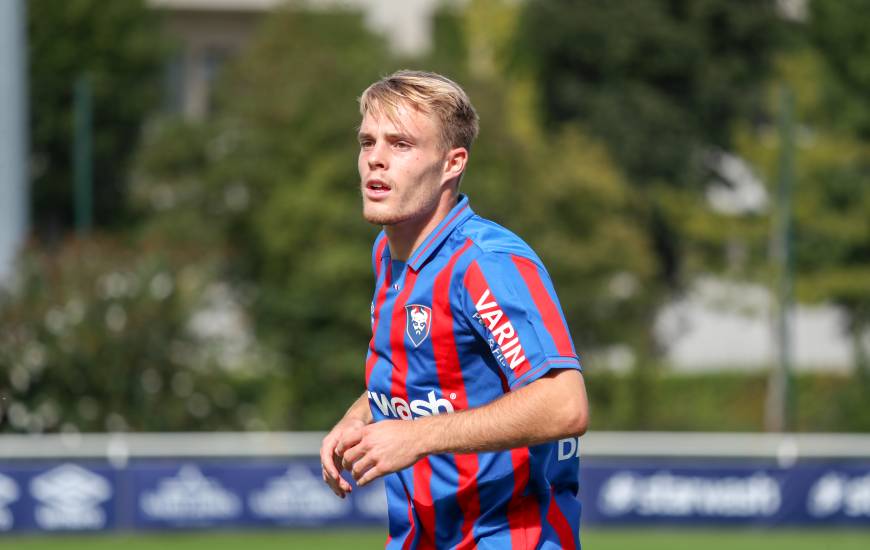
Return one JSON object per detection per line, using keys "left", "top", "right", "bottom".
{"left": 363, "top": 204, "right": 402, "bottom": 226}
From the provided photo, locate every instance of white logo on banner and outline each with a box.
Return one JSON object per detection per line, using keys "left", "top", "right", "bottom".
{"left": 808, "top": 472, "right": 870, "bottom": 518}
{"left": 30, "top": 464, "right": 111, "bottom": 530}
{"left": 599, "top": 471, "right": 780, "bottom": 518}
{"left": 355, "top": 479, "right": 388, "bottom": 519}
{"left": 249, "top": 466, "right": 351, "bottom": 520}
{"left": 140, "top": 464, "right": 241, "bottom": 521}
{"left": 0, "top": 473, "right": 20, "bottom": 531}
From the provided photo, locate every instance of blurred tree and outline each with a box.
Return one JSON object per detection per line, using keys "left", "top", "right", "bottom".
{"left": 453, "top": 0, "right": 657, "bottom": 352}
{"left": 806, "top": 0, "right": 870, "bottom": 381}
{"left": 131, "top": 8, "right": 394, "bottom": 429}
{"left": 515, "top": 0, "right": 784, "bottom": 284}
{"left": 512, "top": 0, "right": 788, "bottom": 424}
{"left": 28, "top": 0, "right": 168, "bottom": 239}
{"left": 0, "top": 235, "right": 281, "bottom": 434}
{"left": 426, "top": 0, "right": 659, "bottom": 425}
{"left": 809, "top": 0, "right": 870, "bottom": 138}
{"left": 736, "top": 49, "right": 870, "bottom": 379}
{"left": 133, "top": 1, "right": 657, "bottom": 429}
{"left": 670, "top": 40, "right": 870, "bottom": 427}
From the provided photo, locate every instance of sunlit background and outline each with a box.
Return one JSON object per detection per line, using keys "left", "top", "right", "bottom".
{"left": 0, "top": 0, "right": 868, "bottom": 548}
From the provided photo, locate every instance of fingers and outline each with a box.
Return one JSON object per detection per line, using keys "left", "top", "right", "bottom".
{"left": 356, "top": 463, "right": 383, "bottom": 487}
{"left": 321, "top": 469, "right": 343, "bottom": 498}
{"left": 351, "top": 453, "right": 377, "bottom": 481}
{"left": 322, "top": 462, "right": 351, "bottom": 498}
{"left": 338, "top": 473, "right": 353, "bottom": 493}
{"left": 336, "top": 424, "right": 365, "bottom": 458}
{"left": 322, "top": 462, "right": 352, "bottom": 495}
{"left": 320, "top": 436, "right": 341, "bottom": 480}
{"left": 320, "top": 432, "right": 351, "bottom": 498}
{"left": 341, "top": 441, "right": 366, "bottom": 471}
{"left": 321, "top": 462, "right": 347, "bottom": 498}
{"left": 321, "top": 422, "right": 393, "bottom": 495}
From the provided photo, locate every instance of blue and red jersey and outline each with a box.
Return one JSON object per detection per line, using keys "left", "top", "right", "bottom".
{"left": 365, "top": 195, "right": 583, "bottom": 549}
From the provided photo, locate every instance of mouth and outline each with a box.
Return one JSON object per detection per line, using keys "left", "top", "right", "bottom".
{"left": 364, "top": 178, "right": 392, "bottom": 200}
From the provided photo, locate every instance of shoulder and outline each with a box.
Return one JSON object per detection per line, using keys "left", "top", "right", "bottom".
{"left": 457, "top": 215, "right": 546, "bottom": 272}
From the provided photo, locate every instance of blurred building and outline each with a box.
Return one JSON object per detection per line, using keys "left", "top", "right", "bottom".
{"left": 148, "top": 0, "right": 462, "bottom": 119}
{"left": 656, "top": 278, "right": 853, "bottom": 372}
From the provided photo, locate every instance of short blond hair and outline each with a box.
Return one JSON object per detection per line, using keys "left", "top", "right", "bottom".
{"left": 359, "top": 70, "right": 479, "bottom": 151}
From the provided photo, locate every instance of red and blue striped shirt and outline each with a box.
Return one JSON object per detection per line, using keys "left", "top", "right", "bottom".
{"left": 366, "top": 195, "right": 583, "bottom": 549}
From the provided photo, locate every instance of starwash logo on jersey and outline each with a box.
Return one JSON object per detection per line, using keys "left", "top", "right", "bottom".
{"left": 472, "top": 288, "right": 527, "bottom": 371}
{"left": 369, "top": 390, "right": 455, "bottom": 420}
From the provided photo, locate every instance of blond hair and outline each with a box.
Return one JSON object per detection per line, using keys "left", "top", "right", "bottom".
{"left": 359, "top": 70, "right": 479, "bottom": 151}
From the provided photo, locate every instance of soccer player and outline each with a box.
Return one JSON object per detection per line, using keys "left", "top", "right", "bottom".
{"left": 320, "top": 70, "right": 589, "bottom": 549}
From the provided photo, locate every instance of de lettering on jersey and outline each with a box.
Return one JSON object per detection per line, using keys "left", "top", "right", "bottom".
{"left": 472, "top": 288, "right": 527, "bottom": 370}
{"left": 368, "top": 390, "right": 454, "bottom": 420}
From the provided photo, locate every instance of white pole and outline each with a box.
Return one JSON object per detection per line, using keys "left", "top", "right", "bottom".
{"left": 0, "top": 0, "right": 29, "bottom": 284}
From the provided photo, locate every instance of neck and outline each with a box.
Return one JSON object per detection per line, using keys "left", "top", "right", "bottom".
{"left": 385, "top": 193, "right": 458, "bottom": 262}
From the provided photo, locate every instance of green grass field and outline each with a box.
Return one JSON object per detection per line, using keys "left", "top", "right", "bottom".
{"left": 2, "top": 528, "right": 868, "bottom": 550}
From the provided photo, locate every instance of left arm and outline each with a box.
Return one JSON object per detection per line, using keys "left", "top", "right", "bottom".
{"left": 339, "top": 368, "right": 588, "bottom": 487}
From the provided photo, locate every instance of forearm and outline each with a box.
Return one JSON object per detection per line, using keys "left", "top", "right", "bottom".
{"left": 341, "top": 392, "right": 374, "bottom": 425}
{"left": 414, "top": 369, "right": 588, "bottom": 456}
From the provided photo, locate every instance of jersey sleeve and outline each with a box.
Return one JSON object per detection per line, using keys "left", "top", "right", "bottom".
{"left": 460, "top": 252, "right": 582, "bottom": 389}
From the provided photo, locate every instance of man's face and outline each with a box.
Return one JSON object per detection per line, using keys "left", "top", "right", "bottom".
{"left": 358, "top": 102, "right": 448, "bottom": 226}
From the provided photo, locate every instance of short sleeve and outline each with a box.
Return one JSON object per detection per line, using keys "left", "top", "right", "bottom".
{"left": 460, "top": 252, "right": 581, "bottom": 389}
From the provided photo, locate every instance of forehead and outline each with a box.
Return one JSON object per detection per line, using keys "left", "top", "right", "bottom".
{"left": 359, "top": 100, "right": 439, "bottom": 140}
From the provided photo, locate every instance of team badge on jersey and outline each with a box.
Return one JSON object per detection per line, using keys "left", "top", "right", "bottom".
{"left": 405, "top": 304, "right": 432, "bottom": 347}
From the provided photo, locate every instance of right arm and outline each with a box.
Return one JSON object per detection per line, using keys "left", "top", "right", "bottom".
{"left": 319, "top": 392, "right": 372, "bottom": 498}
{"left": 321, "top": 234, "right": 385, "bottom": 496}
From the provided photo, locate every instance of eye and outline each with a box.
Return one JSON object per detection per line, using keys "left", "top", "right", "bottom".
{"left": 359, "top": 139, "right": 374, "bottom": 149}
{"left": 394, "top": 141, "right": 412, "bottom": 150}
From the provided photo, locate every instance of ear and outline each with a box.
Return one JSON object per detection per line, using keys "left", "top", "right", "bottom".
{"left": 442, "top": 147, "right": 468, "bottom": 185}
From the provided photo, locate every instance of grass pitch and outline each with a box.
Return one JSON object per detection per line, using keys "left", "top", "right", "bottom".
{"left": 1, "top": 527, "right": 868, "bottom": 549}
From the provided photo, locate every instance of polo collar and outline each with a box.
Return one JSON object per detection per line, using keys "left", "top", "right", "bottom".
{"left": 405, "top": 194, "right": 474, "bottom": 272}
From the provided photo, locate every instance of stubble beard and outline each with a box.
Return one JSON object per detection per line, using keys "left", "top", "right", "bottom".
{"left": 362, "top": 192, "right": 428, "bottom": 227}
{"left": 361, "top": 161, "right": 444, "bottom": 227}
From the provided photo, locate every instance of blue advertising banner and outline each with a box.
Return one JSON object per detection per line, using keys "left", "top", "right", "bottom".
{"left": 129, "top": 459, "right": 387, "bottom": 530}
{"left": 0, "top": 462, "right": 117, "bottom": 533}
{"left": 580, "top": 461, "right": 870, "bottom": 526}
{"left": 0, "top": 457, "right": 868, "bottom": 534}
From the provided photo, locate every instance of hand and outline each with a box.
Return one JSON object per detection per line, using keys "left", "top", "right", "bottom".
{"left": 320, "top": 417, "right": 365, "bottom": 498}
{"left": 340, "top": 419, "right": 425, "bottom": 487}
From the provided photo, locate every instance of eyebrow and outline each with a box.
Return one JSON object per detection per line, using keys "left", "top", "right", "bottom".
{"left": 357, "top": 131, "right": 416, "bottom": 143}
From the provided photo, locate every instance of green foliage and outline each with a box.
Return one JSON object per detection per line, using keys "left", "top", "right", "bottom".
{"left": 0, "top": 235, "right": 283, "bottom": 433}
{"left": 514, "top": 0, "right": 785, "bottom": 296}
{"left": 132, "top": 9, "right": 394, "bottom": 429}
{"left": 9, "top": 0, "right": 869, "bottom": 435}
{"left": 129, "top": 3, "right": 657, "bottom": 429}
{"left": 586, "top": 368, "right": 870, "bottom": 432}
{"left": 809, "top": 0, "right": 870, "bottom": 138}
{"left": 725, "top": 47, "right": 870, "bottom": 374}
{"left": 433, "top": 0, "right": 658, "bottom": 351}
{"left": 515, "top": 0, "right": 783, "bottom": 186}
{"left": 465, "top": 89, "right": 657, "bottom": 350}
{"left": 28, "top": 0, "right": 168, "bottom": 235}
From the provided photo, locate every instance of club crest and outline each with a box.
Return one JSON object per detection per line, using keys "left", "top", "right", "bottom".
{"left": 405, "top": 304, "right": 432, "bottom": 348}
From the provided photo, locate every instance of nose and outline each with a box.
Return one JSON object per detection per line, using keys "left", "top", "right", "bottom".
{"left": 366, "top": 141, "right": 387, "bottom": 171}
